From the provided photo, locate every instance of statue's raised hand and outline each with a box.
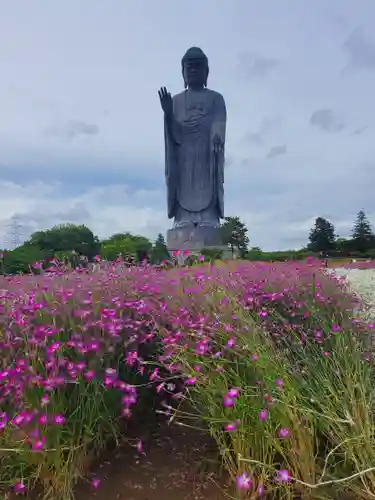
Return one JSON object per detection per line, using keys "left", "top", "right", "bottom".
{"left": 158, "top": 87, "right": 173, "bottom": 117}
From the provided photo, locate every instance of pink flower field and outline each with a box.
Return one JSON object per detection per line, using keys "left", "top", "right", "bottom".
{"left": 1, "top": 260, "right": 375, "bottom": 499}
{"left": 329, "top": 259, "right": 375, "bottom": 270}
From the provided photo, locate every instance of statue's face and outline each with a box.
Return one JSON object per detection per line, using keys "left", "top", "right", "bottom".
{"left": 183, "top": 58, "right": 207, "bottom": 88}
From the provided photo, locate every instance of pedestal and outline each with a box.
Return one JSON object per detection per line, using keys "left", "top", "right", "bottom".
{"left": 167, "top": 226, "right": 223, "bottom": 252}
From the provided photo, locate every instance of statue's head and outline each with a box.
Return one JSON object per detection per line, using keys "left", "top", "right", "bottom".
{"left": 181, "top": 47, "right": 209, "bottom": 89}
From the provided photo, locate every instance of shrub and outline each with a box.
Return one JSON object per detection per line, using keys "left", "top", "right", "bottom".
{"left": 154, "top": 262, "right": 375, "bottom": 498}
{"left": 201, "top": 247, "right": 224, "bottom": 261}
{"left": 246, "top": 250, "right": 310, "bottom": 262}
{"left": 0, "top": 271, "right": 163, "bottom": 498}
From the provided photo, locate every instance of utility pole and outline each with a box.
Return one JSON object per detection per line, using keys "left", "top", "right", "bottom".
{"left": 5, "top": 215, "right": 24, "bottom": 249}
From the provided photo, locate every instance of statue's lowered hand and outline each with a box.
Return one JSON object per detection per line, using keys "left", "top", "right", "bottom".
{"left": 158, "top": 87, "right": 173, "bottom": 117}
{"left": 213, "top": 133, "right": 224, "bottom": 153}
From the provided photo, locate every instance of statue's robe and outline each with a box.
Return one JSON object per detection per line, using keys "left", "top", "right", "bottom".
{"left": 164, "top": 88, "right": 226, "bottom": 227}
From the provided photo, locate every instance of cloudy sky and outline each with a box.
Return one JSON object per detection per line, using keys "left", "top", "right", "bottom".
{"left": 0, "top": 0, "right": 374, "bottom": 250}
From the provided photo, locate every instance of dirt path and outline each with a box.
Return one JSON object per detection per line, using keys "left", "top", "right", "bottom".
{"left": 76, "top": 423, "right": 230, "bottom": 500}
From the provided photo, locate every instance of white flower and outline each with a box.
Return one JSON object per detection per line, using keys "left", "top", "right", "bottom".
{"left": 330, "top": 268, "right": 375, "bottom": 321}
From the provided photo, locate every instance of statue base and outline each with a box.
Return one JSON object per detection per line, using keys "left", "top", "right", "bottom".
{"left": 167, "top": 226, "right": 223, "bottom": 252}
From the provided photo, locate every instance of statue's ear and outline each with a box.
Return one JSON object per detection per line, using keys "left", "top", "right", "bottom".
{"left": 204, "top": 67, "right": 209, "bottom": 87}
{"left": 182, "top": 69, "right": 187, "bottom": 89}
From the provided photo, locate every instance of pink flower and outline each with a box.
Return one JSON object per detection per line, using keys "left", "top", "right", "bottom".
{"left": 223, "top": 387, "right": 240, "bottom": 407}
{"left": 91, "top": 478, "right": 101, "bottom": 489}
{"left": 276, "top": 469, "right": 290, "bottom": 482}
{"left": 236, "top": 472, "right": 252, "bottom": 490}
{"left": 121, "top": 407, "right": 132, "bottom": 418}
{"left": 149, "top": 368, "right": 159, "bottom": 381}
{"left": 53, "top": 415, "right": 65, "bottom": 425}
{"left": 264, "top": 393, "right": 272, "bottom": 403}
{"left": 137, "top": 439, "right": 143, "bottom": 453}
{"left": 259, "top": 409, "right": 268, "bottom": 421}
{"left": 227, "top": 388, "right": 239, "bottom": 398}
{"left": 14, "top": 481, "right": 26, "bottom": 493}
{"left": 32, "top": 437, "right": 46, "bottom": 451}
{"left": 37, "top": 414, "right": 48, "bottom": 425}
{"left": 84, "top": 370, "right": 95, "bottom": 380}
{"left": 278, "top": 427, "right": 290, "bottom": 438}
{"left": 226, "top": 337, "right": 235, "bottom": 348}
{"left": 156, "top": 383, "right": 164, "bottom": 393}
{"left": 223, "top": 396, "right": 235, "bottom": 407}
{"left": 224, "top": 420, "right": 240, "bottom": 432}
{"left": 40, "top": 394, "right": 49, "bottom": 406}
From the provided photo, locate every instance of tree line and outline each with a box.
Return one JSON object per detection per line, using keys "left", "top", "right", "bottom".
{"left": 220, "top": 210, "right": 375, "bottom": 261}
{"left": 0, "top": 224, "right": 170, "bottom": 275}
{"left": 0, "top": 217, "right": 250, "bottom": 274}
{"left": 307, "top": 210, "right": 375, "bottom": 257}
{"left": 0, "top": 210, "right": 372, "bottom": 274}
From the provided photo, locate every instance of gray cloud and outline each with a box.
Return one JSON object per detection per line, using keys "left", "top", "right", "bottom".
{"left": 352, "top": 125, "right": 370, "bottom": 136}
{"left": 0, "top": 180, "right": 168, "bottom": 248}
{"left": 246, "top": 133, "right": 263, "bottom": 146}
{"left": 244, "top": 117, "right": 283, "bottom": 147}
{"left": 342, "top": 27, "right": 375, "bottom": 72}
{"left": 45, "top": 120, "right": 99, "bottom": 139}
{"left": 266, "top": 144, "right": 287, "bottom": 159}
{"left": 19, "top": 202, "right": 91, "bottom": 229}
{"left": 224, "top": 156, "right": 234, "bottom": 168}
{"left": 309, "top": 109, "right": 344, "bottom": 133}
{"left": 239, "top": 53, "right": 280, "bottom": 78}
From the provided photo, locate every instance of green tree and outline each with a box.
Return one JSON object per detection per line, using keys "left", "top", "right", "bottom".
{"left": 29, "top": 223, "right": 100, "bottom": 259}
{"left": 101, "top": 233, "right": 152, "bottom": 262}
{"left": 128, "top": 235, "right": 152, "bottom": 261}
{"left": 335, "top": 237, "right": 354, "bottom": 256}
{"left": 220, "top": 216, "right": 249, "bottom": 258}
{"left": 308, "top": 217, "right": 336, "bottom": 253}
{"left": 101, "top": 238, "right": 136, "bottom": 261}
{"left": 351, "top": 210, "right": 374, "bottom": 253}
{"left": 0, "top": 250, "right": 6, "bottom": 274}
{"left": 150, "top": 233, "right": 169, "bottom": 264}
{"left": 2, "top": 243, "right": 50, "bottom": 274}
{"left": 246, "top": 246, "right": 263, "bottom": 261}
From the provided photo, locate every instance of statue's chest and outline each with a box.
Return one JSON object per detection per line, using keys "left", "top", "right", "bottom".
{"left": 177, "top": 93, "right": 213, "bottom": 125}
